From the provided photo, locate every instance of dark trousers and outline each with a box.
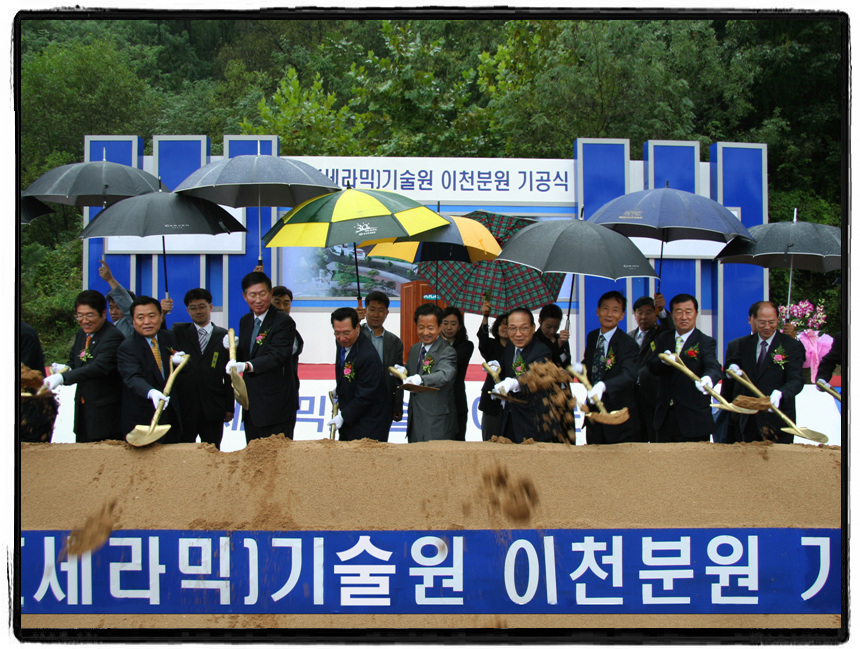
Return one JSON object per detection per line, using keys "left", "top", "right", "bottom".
{"left": 656, "top": 407, "right": 710, "bottom": 443}
{"left": 454, "top": 410, "right": 468, "bottom": 441}
{"left": 480, "top": 412, "right": 502, "bottom": 441}
{"left": 183, "top": 415, "right": 225, "bottom": 449}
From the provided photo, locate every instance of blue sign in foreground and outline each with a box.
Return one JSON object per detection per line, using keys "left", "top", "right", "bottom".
{"left": 20, "top": 528, "right": 839, "bottom": 615}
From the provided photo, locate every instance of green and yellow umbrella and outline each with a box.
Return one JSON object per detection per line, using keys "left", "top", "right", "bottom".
{"left": 262, "top": 187, "right": 447, "bottom": 249}
{"left": 262, "top": 187, "right": 449, "bottom": 304}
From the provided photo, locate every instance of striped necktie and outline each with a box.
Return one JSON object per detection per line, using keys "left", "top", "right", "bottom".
{"left": 198, "top": 326, "right": 209, "bottom": 353}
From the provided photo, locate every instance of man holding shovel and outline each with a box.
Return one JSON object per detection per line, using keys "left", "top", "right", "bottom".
{"left": 724, "top": 301, "right": 805, "bottom": 444}
{"left": 648, "top": 294, "right": 722, "bottom": 443}
{"left": 575, "top": 291, "right": 639, "bottom": 445}
{"left": 117, "top": 296, "right": 189, "bottom": 444}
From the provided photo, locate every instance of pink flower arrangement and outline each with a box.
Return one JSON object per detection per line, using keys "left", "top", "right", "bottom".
{"left": 778, "top": 299, "right": 827, "bottom": 331}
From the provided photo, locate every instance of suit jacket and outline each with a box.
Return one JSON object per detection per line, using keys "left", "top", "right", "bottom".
{"left": 236, "top": 306, "right": 296, "bottom": 428}
{"left": 361, "top": 324, "right": 405, "bottom": 420}
{"left": 63, "top": 321, "right": 124, "bottom": 441}
{"left": 448, "top": 337, "right": 475, "bottom": 416}
{"left": 582, "top": 328, "right": 640, "bottom": 443}
{"left": 405, "top": 336, "right": 457, "bottom": 442}
{"left": 117, "top": 329, "right": 186, "bottom": 443}
{"left": 817, "top": 332, "right": 841, "bottom": 384}
{"left": 476, "top": 324, "right": 505, "bottom": 416}
{"left": 721, "top": 333, "right": 755, "bottom": 405}
{"left": 20, "top": 322, "right": 45, "bottom": 374}
{"left": 649, "top": 328, "right": 721, "bottom": 438}
{"left": 170, "top": 322, "right": 233, "bottom": 423}
{"left": 534, "top": 329, "right": 572, "bottom": 368}
{"left": 725, "top": 331, "right": 805, "bottom": 440}
{"left": 335, "top": 332, "right": 390, "bottom": 441}
{"left": 499, "top": 336, "right": 560, "bottom": 443}
{"left": 290, "top": 330, "right": 304, "bottom": 412}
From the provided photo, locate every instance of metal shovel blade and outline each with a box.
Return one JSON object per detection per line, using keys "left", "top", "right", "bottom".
{"left": 781, "top": 427, "right": 829, "bottom": 444}
{"left": 585, "top": 406, "right": 630, "bottom": 425}
{"left": 228, "top": 328, "right": 249, "bottom": 409}
{"left": 126, "top": 423, "right": 171, "bottom": 447}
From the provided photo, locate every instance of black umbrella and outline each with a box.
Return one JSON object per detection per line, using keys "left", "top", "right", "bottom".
{"left": 497, "top": 218, "right": 659, "bottom": 323}
{"left": 587, "top": 185, "right": 752, "bottom": 289}
{"left": 174, "top": 154, "right": 340, "bottom": 266}
{"left": 20, "top": 194, "right": 53, "bottom": 224}
{"left": 22, "top": 160, "right": 163, "bottom": 208}
{"left": 716, "top": 209, "right": 841, "bottom": 305}
{"left": 79, "top": 190, "right": 246, "bottom": 297}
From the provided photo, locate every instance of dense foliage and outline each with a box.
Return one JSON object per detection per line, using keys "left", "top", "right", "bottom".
{"left": 17, "top": 14, "right": 846, "bottom": 360}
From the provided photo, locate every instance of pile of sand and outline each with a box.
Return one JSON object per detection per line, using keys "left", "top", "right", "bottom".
{"left": 19, "top": 437, "right": 842, "bottom": 630}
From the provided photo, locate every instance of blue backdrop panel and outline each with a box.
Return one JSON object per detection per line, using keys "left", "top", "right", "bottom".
{"left": 136, "top": 254, "right": 153, "bottom": 299}
{"left": 629, "top": 277, "right": 651, "bottom": 307}
{"left": 206, "top": 255, "right": 224, "bottom": 307}
{"left": 576, "top": 140, "right": 627, "bottom": 218}
{"left": 721, "top": 265, "right": 764, "bottom": 354}
{"left": 656, "top": 259, "right": 696, "bottom": 306}
{"left": 158, "top": 254, "right": 199, "bottom": 321}
{"left": 85, "top": 137, "right": 141, "bottom": 295}
{"left": 700, "top": 260, "right": 715, "bottom": 312}
{"left": 156, "top": 139, "right": 209, "bottom": 191}
{"left": 646, "top": 142, "right": 697, "bottom": 192}
{"left": 583, "top": 276, "right": 629, "bottom": 336}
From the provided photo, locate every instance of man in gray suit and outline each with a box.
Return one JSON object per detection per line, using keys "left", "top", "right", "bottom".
{"left": 359, "top": 290, "right": 405, "bottom": 427}
{"left": 393, "top": 303, "right": 457, "bottom": 442}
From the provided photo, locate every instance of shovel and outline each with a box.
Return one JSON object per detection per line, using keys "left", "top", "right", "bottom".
{"left": 328, "top": 391, "right": 339, "bottom": 440}
{"left": 726, "top": 369, "right": 828, "bottom": 443}
{"left": 481, "top": 362, "right": 527, "bottom": 404}
{"left": 126, "top": 355, "right": 190, "bottom": 447}
{"left": 817, "top": 380, "right": 842, "bottom": 403}
{"left": 658, "top": 353, "right": 757, "bottom": 415}
{"left": 228, "top": 327, "right": 249, "bottom": 410}
{"left": 566, "top": 365, "right": 630, "bottom": 424}
{"left": 388, "top": 366, "right": 440, "bottom": 392}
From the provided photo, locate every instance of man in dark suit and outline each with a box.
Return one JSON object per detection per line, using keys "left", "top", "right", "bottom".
{"left": 576, "top": 290, "right": 639, "bottom": 445}
{"left": 648, "top": 293, "right": 722, "bottom": 443}
{"left": 20, "top": 321, "right": 46, "bottom": 374}
{"left": 162, "top": 288, "right": 234, "bottom": 449}
{"left": 116, "top": 296, "right": 188, "bottom": 443}
{"left": 717, "top": 302, "right": 760, "bottom": 444}
{"left": 725, "top": 301, "right": 806, "bottom": 444}
{"left": 42, "top": 290, "right": 124, "bottom": 442}
{"left": 628, "top": 294, "right": 672, "bottom": 443}
{"left": 226, "top": 271, "right": 296, "bottom": 443}
{"left": 359, "top": 290, "right": 405, "bottom": 427}
{"left": 491, "top": 307, "right": 561, "bottom": 444}
{"left": 328, "top": 307, "right": 390, "bottom": 441}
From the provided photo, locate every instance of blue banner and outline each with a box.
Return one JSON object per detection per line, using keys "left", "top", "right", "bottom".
{"left": 20, "top": 528, "right": 840, "bottom": 615}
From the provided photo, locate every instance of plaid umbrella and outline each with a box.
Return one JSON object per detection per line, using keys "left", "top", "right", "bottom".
{"left": 417, "top": 210, "right": 564, "bottom": 315}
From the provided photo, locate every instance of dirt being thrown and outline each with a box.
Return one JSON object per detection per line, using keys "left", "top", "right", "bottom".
{"left": 62, "top": 500, "right": 117, "bottom": 558}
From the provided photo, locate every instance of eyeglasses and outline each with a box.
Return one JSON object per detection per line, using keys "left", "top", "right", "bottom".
{"left": 186, "top": 304, "right": 210, "bottom": 312}
{"left": 507, "top": 325, "right": 532, "bottom": 334}
{"left": 756, "top": 319, "right": 778, "bottom": 328}
{"left": 75, "top": 312, "right": 99, "bottom": 321}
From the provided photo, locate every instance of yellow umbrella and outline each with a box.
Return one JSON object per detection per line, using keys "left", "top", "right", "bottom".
{"left": 362, "top": 215, "right": 501, "bottom": 263}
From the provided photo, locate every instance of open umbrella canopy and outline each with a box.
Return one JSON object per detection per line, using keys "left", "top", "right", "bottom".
{"left": 716, "top": 220, "right": 841, "bottom": 273}
{"left": 416, "top": 211, "right": 563, "bottom": 314}
{"left": 173, "top": 154, "right": 339, "bottom": 208}
{"left": 497, "top": 219, "right": 658, "bottom": 280}
{"left": 20, "top": 194, "right": 53, "bottom": 224}
{"left": 588, "top": 186, "right": 752, "bottom": 244}
{"left": 263, "top": 188, "right": 448, "bottom": 248}
{"left": 22, "top": 160, "right": 163, "bottom": 207}
{"left": 362, "top": 215, "right": 500, "bottom": 263}
{"left": 79, "top": 191, "right": 246, "bottom": 239}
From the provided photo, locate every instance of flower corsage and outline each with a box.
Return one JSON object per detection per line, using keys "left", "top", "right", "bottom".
{"left": 343, "top": 361, "right": 355, "bottom": 382}
{"left": 255, "top": 330, "right": 268, "bottom": 346}
{"left": 512, "top": 355, "right": 527, "bottom": 377}
{"left": 604, "top": 349, "right": 616, "bottom": 370}
{"left": 685, "top": 343, "right": 699, "bottom": 359}
{"left": 422, "top": 354, "right": 435, "bottom": 374}
{"left": 771, "top": 345, "right": 788, "bottom": 369}
{"left": 79, "top": 347, "right": 93, "bottom": 363}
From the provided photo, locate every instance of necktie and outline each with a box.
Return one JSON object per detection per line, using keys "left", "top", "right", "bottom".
{"left": 84, "top": 334, "right": 92, "bottom": 350}
{"left": 250, "top": 317, "right": 261, "bottom": 354}
{"left": 418, "top": 345, "right": 427, "bottom": 371}
{"left": 636, "top": 330, "right": 644, "bottom": 348}
{"left": 757, "top": 339, "right": 768, "bottom": 371}
{"left": 198, "top": 327, "right": 209, "bottom": 353}
{"left": 150, "top": 338, "right": 163, "bottom": 376}
{"left": 592, "top": 334, "right": 606, "bottom": 382}
{"left": 675, "top": 335, "right": 684, "bottom": 355}
{"left": 340, "top": 346, "right": 347, "bottom": 366}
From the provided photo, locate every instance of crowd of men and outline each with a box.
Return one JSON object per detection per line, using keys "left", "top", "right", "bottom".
{"left": 22, "top": 259, "right": 839, "bottom": 447}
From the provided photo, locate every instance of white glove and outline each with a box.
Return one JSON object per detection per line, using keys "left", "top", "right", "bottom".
{"left": 661, "top": 351, "right": 678, "bottom": 365}
{"left": 147, "top": 389, "right": 170, "bottom": 410}
{"left": 727, "top": 363, "right": 743, "bottom": 377}
{"left": 171, "top": 351, "right": 187, "bottom": 365}
{"left": 43, "top": 374, "right": 64, "bottom": 391}
{"left": 326, "top": 413, "right": 344, "bottom": 430}
{"left": 571, "top": 362, "right": 585, "bottom": 375}
{"left": 225, "top": 360, "right": 247, "bottom": 374}
{"left": 222, "top": 333, "right": 238, "bottom": 349}
{"left": 695, "top": 375, "right": 713, "bottom": 395}
{"left": 770, "top": 390, "right": 782, "bottom": 410}
{"left": 586, "top": 381, "right": 606, "bottom": 404}
{"left": 816, "top": 378, "right": 832, "bottom": 392}
{"left": 50, "top": 363, "right": 70, "bottom": 374}
{"left": 403, "top": 374, "right": 422, "bottom": 386}
{"left": 393, "top": 364, "right": 407, "bottom": 376}
{"left": 483, "top": 360, "right": 501, "bottom": 374}
{"left": 493, "top": 377, "right": 521, "bottom": 395}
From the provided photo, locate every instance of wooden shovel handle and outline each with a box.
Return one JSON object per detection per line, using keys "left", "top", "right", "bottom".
{"left": 228, "top": 327, "right": 237, "bottom": 362}
{"left": 388, "top": 366, "right": 407, "bottom": 381}
{"left": 565, "top": 365, "right": 609, "bottom": 415}
{"left": 145, "top": 355, "right": 190, "bottom": 432}
{"left": 657, "top": 353, "right": 728, "bottom": 406}
{"left": 482, "top": 361, "right": 501, "bottom": 384}
{"left": 328, "top": 391, "right": 338, "bottom": 440}
{"left": 818, "top": 381, "right": 842, "bottom": 402}
{"left": 726, "top": 369, "right": 800, "bottom": 433}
